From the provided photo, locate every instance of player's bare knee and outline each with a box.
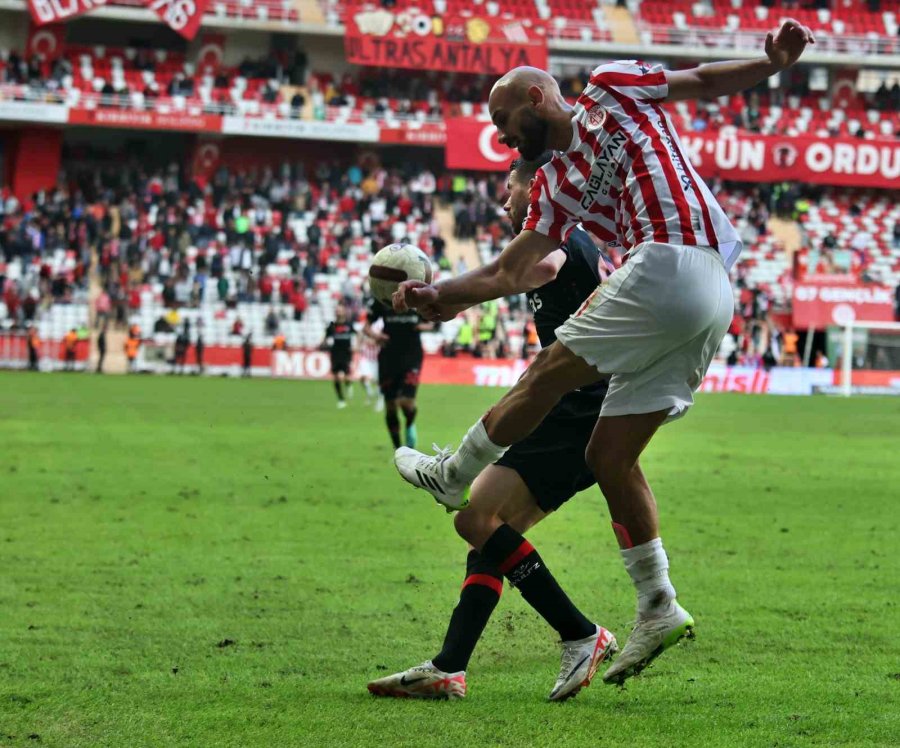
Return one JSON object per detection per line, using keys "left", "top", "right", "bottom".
{"left": 456, "top": 502, "right": 499, "bottom": 541}
{"left": 453, "top": 509, "right": 481, "bottom": 543}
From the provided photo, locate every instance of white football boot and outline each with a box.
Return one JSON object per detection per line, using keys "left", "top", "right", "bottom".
{"left": 367, "top": 661, "right": 466, "bottom": 700}
{"left": 394, "top": 445, "right": 470, "bottom": 511}
{"left": 602, "top": 602, "right": 695, "bottom": 686}
{"left": 548, "top": 625, "right": 618, "bottom": 702}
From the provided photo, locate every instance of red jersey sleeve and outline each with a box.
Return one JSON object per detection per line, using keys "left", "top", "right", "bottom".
{"left": 522, "top": 168, "right": 579, "bottom": 243}
{"left": 587, "top": 60, "right": 669, "bottom": 103}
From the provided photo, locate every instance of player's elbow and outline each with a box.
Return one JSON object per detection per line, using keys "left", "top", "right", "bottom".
{"left": 523, "top": 258, "right": 561, "bottom": 290}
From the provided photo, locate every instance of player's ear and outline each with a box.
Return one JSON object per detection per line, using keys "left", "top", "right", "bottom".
{"left": 527, "top": 84, "right": 545, "bottom": 108}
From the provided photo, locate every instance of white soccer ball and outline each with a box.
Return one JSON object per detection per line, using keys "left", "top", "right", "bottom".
{"left": 368, "top": 243, "right": 434, "bottom": 307}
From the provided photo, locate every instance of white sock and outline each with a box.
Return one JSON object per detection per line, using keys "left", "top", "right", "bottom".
{"left": 445, "top": 419, "right": 508, "bottom": 485}
{"left": 621, "top": 537, "right": 677, "bottom": 617}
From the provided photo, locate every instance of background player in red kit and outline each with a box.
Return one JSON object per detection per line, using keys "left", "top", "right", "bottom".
{"left": 393, "top": 20, "right": 815, "bottom": 685}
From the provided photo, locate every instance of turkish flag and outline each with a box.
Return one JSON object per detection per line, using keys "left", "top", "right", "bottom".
{"left": 27, "top": 22, "right": 65, "bottom": 59}
{"left": 146, "top": 0, "right": 210, "bottom": 40}
{"left": 445, "top": 118, "right": 514, "bottom": 172}
{"left": 191, "top": 139, "right": 221, "bottom": 186}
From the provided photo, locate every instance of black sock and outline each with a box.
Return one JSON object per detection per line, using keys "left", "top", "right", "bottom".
{"left": 431, "top": 550, "right": 503, "bottom": 673}
{"left": 385, "top": 411, "right": 401, "bottom": 448}
{"left": 480, "top": 524, "right": 594, "bottom": 641}
{"left": 401, "top": 405, "right": 417, "bottom": 428}
{"left": 334, "top": 379, "right": 344, "bottom": 401}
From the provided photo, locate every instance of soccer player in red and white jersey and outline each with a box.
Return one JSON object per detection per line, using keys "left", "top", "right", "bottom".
{"left": 392, "top": 21, "right": 814, "bottom": 685}
{"left": 357, "top": 312, "right": 384, "bottom": 411}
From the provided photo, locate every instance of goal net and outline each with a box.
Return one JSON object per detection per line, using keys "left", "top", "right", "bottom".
{"left": 837, "top": 321, "right": 900, "bottom": 396}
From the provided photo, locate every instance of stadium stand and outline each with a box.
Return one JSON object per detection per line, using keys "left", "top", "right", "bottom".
{"left": 1, "top": 0, "right": 898, "bottom": 374}
{"left": 635, "top": 0, "right": 900, "bottom": 55}
{"left": 3, "top": 46, "right": 897, "bottom": 140}
{"left": 3, "top": 151, "right": 898, "bottom": 368}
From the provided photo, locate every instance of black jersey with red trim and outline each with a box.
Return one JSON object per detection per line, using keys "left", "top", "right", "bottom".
{"left": 528, "top": 227, "right": 609, "bottom": 420}
{"left": 326, "top": 320, "right": 355, "bottom": 356}
{"left": 527, "top": 227, "right": 607, "bottom": 347}
{"left": 367, "top": 300, "right": 423, "bottom": 359}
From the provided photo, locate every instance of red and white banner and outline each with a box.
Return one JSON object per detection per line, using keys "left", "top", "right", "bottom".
{"left": 67, "top": 107, "right": 222, "bottom": 132}
{"left": 679, "top": 132, "right": 900, "bottom": 190}
{"left": 29, "top": 0, "right": 208, "bottom": 39}
{"left": 441, "top": 124, "right": 900, "bottom": 189}
{"left": 792, "top": 279, "right": 895, "bottom": 329}
{"left": 445, "top": 118, "right": 514, "bottom": 171}
{"left": 27, "top": 22, "right": 65, "bottom": 60}
{"left": 28, "top": 0, "right": 105, "bottom": 25}
{"left": 138, "top": 343, "right": 900, "bottom": 396}
{"left": 345, "top": 3, "right": 547, "bottom": 75}
{"left": 147, "top": 0, "right": 210, "bottom": 41}
{"left": 379, "top": 124, "right": 447, "bottom": 147}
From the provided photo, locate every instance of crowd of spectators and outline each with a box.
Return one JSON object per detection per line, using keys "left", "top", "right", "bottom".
{"left": 3, "top": 40, "right": 898, "bottom": 140}
{"left": 0, "top": 156, "right": 449, "bottom": 335}
{"left": 0, "top": 186, "right": 93, "bottom": 327}
{"left": 3, "top": 149, "right": 897, "bottom": 374}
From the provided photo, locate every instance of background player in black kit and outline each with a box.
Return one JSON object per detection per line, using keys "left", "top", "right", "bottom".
{"left": 323, "top": 303, "right": 355, "bottom": 409}
{"left": 368, "top": 154, "right": 617, "bottom": 702}
{"left": 364, "top": 301, "right": 432, "bottom": 448}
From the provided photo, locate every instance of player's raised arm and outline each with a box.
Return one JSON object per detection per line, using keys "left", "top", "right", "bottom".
{"left": 665, "top": 19, "right": 815, "bottom": 102}
{"left": 394, "top": 230, "right": 559, "bottom": 318}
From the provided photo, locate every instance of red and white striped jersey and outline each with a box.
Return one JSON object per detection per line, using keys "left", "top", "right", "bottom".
{"left": 359, "top": 316, "right": 382, "bottom": 362}
{"left": 524, "top": 60, "right": 742, "bottom": 268}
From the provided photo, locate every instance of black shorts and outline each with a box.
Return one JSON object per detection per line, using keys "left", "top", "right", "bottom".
{"left": 331, "top": 352, "right": 352, "bottom": 375}
{"left": 378, "top": 352, "right": 423, "bottom": 400}
{"left": 495, "top": 408, "right": 599, "bottom": 513}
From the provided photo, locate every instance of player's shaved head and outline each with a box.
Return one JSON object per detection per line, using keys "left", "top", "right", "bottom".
{"left": 489, "top": 67, "right": 570, "bottom": 160}
{"left": 490, "top": 66, "right": 560, "bottom": 106}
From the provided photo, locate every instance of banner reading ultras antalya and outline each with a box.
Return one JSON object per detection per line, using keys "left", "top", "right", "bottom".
{"left": 345, "top": 3, "right": 547, "bottom": 75}
{"left": 680, "top": 131, "right": 900, "bottom": 190}
{"left": 446, "top": 118, "right": 515, "bottom": 170}
{"left": 28, "top": 0, "right": 105, "bottom": 25}
{"left": 792, "top": 279, "right": 895, "bottom": 329}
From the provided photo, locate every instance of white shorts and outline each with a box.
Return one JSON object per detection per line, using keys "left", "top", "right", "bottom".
{"left": 357, "top": 356, "right": 378, "bottom": 380}
{"left": 556, "top": 242, "right": 734, "bottom": 421}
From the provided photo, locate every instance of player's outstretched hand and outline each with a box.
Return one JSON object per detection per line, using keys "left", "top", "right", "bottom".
{"left": 393, "top": 280, "right": 458, "bottom": 321}
{"left": 766, "top": 19, "right": 815, "bottom": 70}
{"left": 393, "top": 280, "right": 437, "bottom": 312}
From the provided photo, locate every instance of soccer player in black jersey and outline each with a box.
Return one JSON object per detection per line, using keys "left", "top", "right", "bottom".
{"left": 364, "top": 301, "right": 431, "bottom": 448}
{"left": 323, "top": 303, "right": 355, "bottom": 409}
{"left": 368, "top": 154, "right": 617, "bottom": 702}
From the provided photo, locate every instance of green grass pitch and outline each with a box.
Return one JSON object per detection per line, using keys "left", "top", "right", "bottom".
{"left": 1, "top": 373, "right": 899, "bottom": 747}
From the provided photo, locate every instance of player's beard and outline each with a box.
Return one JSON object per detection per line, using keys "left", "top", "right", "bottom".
{"left": 510, "top": 205, "right": 526, "bottom": 235}
{"left": 516, "top": 110, "right": 550, "bottom": 160}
